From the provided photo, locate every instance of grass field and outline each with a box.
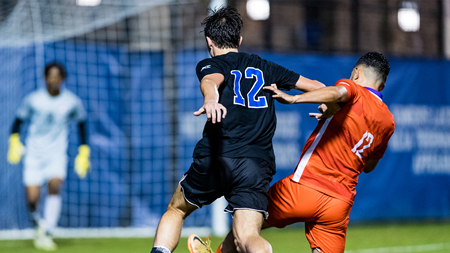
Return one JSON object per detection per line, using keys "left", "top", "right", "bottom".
{"left": 1, "top": 222, "right": 449, "bottom": 253}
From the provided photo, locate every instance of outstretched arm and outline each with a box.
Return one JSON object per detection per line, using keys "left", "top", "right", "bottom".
{"left": 193, "top": 73, "right": 227, "bottom": 124}
{"left": 293, "top": 76, "right": 325, "bottom": 92}
{"left": 264, "top": 84, "right": 349, "bottom": 104}
{"left": 293, "top": 77, "right": 341, "bottom": 120}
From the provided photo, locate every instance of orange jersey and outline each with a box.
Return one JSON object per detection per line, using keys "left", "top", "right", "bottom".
{"left": 290, "top": 79, "right": 395, "bottom": 205}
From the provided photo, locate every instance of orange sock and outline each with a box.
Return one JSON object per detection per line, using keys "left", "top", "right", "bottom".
{"left": 216, "top": 243, "right": 223, "bottom": 253}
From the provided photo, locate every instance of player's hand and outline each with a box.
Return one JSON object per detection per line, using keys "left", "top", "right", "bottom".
{"left": 75, "top": 145, "right": 90, "bottom": 179}
{"left": 7, "top": 133, "right": 24, "bottom": 164}
{"left": 263, "top": 84, "right": 296, "bottom": 104}
{"left": 193, "top": 99, "right": 227, "bottom": 124}
{"left": 309, "top": 103, "right": 341, "bottom": 120}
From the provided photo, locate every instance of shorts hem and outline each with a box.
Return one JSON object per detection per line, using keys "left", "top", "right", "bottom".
{"left": 179, "top": 177, "right": 201, "bottom": 209}
{"left": 224, "top": 207, "right": 269, "bottom": 219}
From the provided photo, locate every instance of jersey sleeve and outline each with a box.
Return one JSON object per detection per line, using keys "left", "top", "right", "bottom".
{"left": 15, "top": 94, "right": 32, "bottom": 120}
{"left": 334, "top": 79, "right": 358, "bottom": 103}
{"left": 196, "top": 58, "right": 225, "bottom": 82}
{"left": 72, "top": 97, "right": 87, "bottom": 122}
{"left": 266, "top": 60, "right": 300, "bottom": 91}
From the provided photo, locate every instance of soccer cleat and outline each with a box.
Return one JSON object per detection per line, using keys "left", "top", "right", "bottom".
{"left": 188, "top": 234, "right": 214, "bottom": 253}
{"left": 34, "top": 226, "right": 57, "bottom": 251}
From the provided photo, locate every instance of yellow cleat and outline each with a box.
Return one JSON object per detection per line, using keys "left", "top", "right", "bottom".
{"left": 188, "top": 234, "right": 214, "bottom": 253}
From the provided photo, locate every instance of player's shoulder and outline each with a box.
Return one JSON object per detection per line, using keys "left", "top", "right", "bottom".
{"left": 196, "top": 55, "right": 223, "bottom": 71}
{"left": 334, "top": 78, "right": 355, "bottom": 87}
{"left": 382, "top": 106, "right": 396, "bottom": 128}
{"left": 61, "top": 89, "right": 81, "bottom": 102}
{"left": 26, "top": 88, "right": 46, "bottom": 100}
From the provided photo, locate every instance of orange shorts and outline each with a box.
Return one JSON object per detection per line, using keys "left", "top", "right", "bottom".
{"left": 266, "top": 177, "right": 352, "bottom": 253}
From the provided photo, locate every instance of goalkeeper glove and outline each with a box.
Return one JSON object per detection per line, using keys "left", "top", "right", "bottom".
{"left": 75, "top": 145, "right": 90, "bottom": 179}
{"left": 7, "top": 133, "right": 24, "bottom": 164}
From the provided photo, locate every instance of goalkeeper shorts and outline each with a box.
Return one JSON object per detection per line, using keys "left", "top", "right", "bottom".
{"left": 23, "top": 154, "right": 68, "bottom": 186}
{"left": 266, "top": 177, "right": 352, "bottom": 253}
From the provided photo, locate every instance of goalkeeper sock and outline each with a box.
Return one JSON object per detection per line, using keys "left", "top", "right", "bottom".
{"left": 28, "top": 211, "right": 40, "bottom": 228}
{"left": 44, "top": 195, "right": 61, "bottom": 234}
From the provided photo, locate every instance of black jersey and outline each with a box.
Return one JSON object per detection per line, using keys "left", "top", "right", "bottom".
{"left": 193, "top": 52, "right": 300, "bottom": 168}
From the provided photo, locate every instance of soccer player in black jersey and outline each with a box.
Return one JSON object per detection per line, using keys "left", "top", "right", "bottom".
{"left": 150, "top": 7, "right": 325, "bottom": 253}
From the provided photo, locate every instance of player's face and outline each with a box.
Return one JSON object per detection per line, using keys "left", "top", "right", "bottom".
{"left": 45, "top": 67, "right": 63, "bottom": 95}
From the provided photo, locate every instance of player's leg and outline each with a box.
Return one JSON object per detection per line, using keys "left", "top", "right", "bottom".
{"left": 155, "top": 156, "right": 219, "bottom": 253}
{"left": 214, "top": 211, "right": 271, "bottom": 253}
{"left": 216, "top": 230, "right": 237, "bottom": 253}
{"left": 222, "top": 157, "right": 274, "bottom": 253}
{"left": 152, "top": 183, "right": 198, "bottom": 253}
{"left": 23, "top": 155, "right": 44, "bottom": 228}
{"left": 217, "top": 219, "right": 273, "bottom": 253}
{"left": 24, "top": 155, "right": 58, "bottom": 250}
{"left": 45, "top": 178, "right": 63, "bottom": 234}
{"left": 43, "top": 154, "right": 67, "bottom": 235}
{"left": 25, "top": 185, "right": 41, "bottom": 227}
{"left": 232, "top": 209, "right": 272, "bottom": 253}
{"left": 303, "top": 190, "right": 351, "bottom": 253}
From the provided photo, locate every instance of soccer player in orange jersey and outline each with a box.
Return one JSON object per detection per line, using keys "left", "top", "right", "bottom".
{"left": 212, "top": 52, "right": 395, "bottom": 253}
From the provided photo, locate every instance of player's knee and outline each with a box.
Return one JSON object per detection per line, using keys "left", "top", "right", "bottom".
{"left": 233, "top": 236, "right": 271, "bottom": 253}
{"left": 48, "top": 184, "right": 60, "bottom": 194}
{"left": 233, "top": 238, "right": 244, "bottom": 253}
{"left": 233, "top": 234, "right": 252, "bottom": 253}
{"left": 47, "top": 179, "right": 61, "bottom": 194}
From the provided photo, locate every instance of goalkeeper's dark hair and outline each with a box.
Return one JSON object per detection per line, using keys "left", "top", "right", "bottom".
{"left": 355, "top": 52, "right": 390, "bottom": 84}
{"left": 44, "top": 62, "right": 67, "bottom": 80}
{"left": 201, "top": 6, "right": 243, "bottom": 49}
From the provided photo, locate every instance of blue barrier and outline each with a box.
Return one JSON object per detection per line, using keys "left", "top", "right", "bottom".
{"left": 0, "top": 43, "right": 448, "bottom": 230}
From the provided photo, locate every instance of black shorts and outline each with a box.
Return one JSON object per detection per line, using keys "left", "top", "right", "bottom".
{"left": 180, "top": 156, "right": 275, "bottom": 218}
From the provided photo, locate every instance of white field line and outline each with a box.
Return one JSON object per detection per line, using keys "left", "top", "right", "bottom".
{"left": 345, "top": 242, "right": 450, "bottom": 253}
{"left": 0, "top": 227, "right": 211, "bottom": 240}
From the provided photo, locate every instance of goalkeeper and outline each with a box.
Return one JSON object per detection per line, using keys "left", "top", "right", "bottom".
{"left": 7, "top": 62, "right": 90, "bottom": 251}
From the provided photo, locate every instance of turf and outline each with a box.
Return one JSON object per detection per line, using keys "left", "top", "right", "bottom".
{"left": 1, "top": 222, "right": 449, "bottom": 253}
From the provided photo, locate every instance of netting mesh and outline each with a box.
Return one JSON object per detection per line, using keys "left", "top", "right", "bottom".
{"left": 0, "top": 0, "right": 215, "bottom": 231}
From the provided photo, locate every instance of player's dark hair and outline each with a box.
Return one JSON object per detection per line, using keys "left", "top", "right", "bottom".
{"left": 201, "top": 6, "right": 243, "bottom": 49}
{"left": 44, "top": 62, "right": 67, "bottom": 80}
{"left": 355, "top": 52, "right": 390, "bottom": 84}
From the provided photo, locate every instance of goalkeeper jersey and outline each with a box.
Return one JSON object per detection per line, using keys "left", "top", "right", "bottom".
{"left": 15, "top": 88, "right": 86, "bottom": 158}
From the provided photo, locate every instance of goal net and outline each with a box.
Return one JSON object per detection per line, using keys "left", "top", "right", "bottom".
{"left": 0, "top": 0, "right": 229, "bottom": 239}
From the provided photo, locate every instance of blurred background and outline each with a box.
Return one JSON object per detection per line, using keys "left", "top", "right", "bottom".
{"left": 0, "top": 0, "right": 449, "bottom": 241}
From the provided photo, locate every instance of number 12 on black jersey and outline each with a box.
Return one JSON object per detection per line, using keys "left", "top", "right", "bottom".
{"left": 231, "top": 68, "right": 268, "bottom": 108}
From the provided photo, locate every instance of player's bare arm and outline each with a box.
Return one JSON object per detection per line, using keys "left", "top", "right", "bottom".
{"left": 363, "top": 159, "right": 380, "bottom": 173}
{"left": 294, "top": 75, "right": 325, "bottom": 92}
{"left": 264, "top": 84, "right": 349, "bottom": 104}
{"left": 193, "top": 73, "right": 227, "bottom": 124}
